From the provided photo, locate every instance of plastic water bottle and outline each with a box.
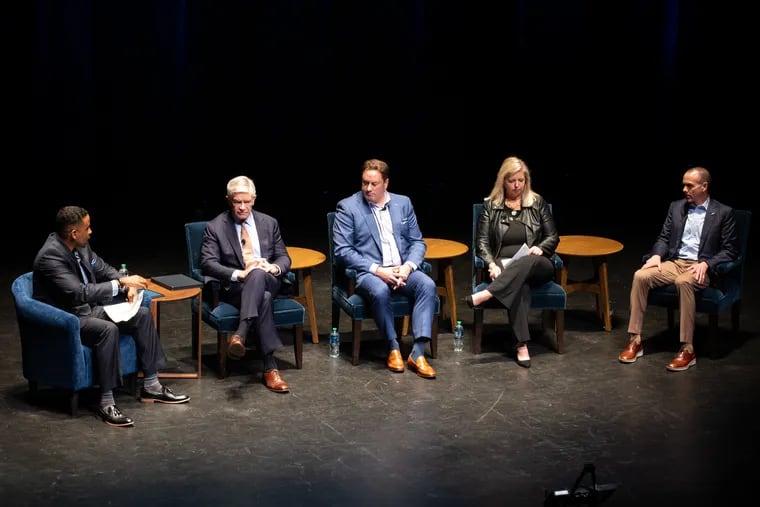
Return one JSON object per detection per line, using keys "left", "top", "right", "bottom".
{"left": 454, "top": 320, "right": 464, "bottom": 352}
{"left": 118, "top": 263, "right": 129, "bottom": 278}
{"left": 329, "top": 327, "right": 340, "bottom": 358}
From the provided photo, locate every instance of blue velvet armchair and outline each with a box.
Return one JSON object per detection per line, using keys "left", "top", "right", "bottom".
{"left": 470, "top": 203, "right": 567, "bottom": 354}
{"left": 11, "top": 271, "right": 152, "bottom": 416}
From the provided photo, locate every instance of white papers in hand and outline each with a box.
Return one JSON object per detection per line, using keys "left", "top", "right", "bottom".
{"left": 500, "top": 243, "right": 530, "bottom": 269}
{"left": 103, "top": 290, "right": 144, "bottom": 323}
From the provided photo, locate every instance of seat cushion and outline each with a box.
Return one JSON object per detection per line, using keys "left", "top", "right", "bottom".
{"left": 193, "top": 298, "right": 305, "bottom": 332}
{"left": 649, "top": 285, "right": 732, "bottom": 314}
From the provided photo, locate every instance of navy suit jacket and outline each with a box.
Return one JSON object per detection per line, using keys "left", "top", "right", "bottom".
{"left": 200, "top": 209, "right": 291, "bottom": 286}
{"left": 33, "top": 233, "right": 121, "bottom": 317}
{"left": 650, "top": 197, "right": 738, "bottom": 272}
{"left": 333, "top": 191, "right": 426, "bottom": 284}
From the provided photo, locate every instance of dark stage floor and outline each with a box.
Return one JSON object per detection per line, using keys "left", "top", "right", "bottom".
{"left": 2, "top": 226, "right": 758, "bottom": 507}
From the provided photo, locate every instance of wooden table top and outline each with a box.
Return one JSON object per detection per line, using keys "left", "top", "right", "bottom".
{"left": 423, "top": 238, "right": 469, "bottom": 259}
{"left": 555, "top": 235, "right": 624, "bottom": 257}
{"left": 287, "top": 246, "right": 326, "bottom": 270}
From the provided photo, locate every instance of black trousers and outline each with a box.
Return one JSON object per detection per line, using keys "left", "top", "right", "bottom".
{"left": 80, "top": 306, "right": 167, "bottom": 392}
{"left": 220, "top": 269, "right": 284, "bottom": 356}
{"left": 487, "top": 255, "right": 555, "bottom": 343}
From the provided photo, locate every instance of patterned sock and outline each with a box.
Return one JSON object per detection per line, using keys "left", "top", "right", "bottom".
{"left": 143, "top": 373, "right": 162, "bottom": 394}
{"left": 263, "top": 353, "right": 277, "bottom": 372}
{"left": 411, "top": 338, "right": 428, "bottom": 360}
{"left": 100, "top": 390, "right": 115, "bottom": 408}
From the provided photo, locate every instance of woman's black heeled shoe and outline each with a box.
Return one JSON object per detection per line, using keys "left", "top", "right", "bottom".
{"left": 516, "top": 357, "right": 531, "bottom": 369}
{"left": 515, "top": 344, "right": 531, "bottom": 368}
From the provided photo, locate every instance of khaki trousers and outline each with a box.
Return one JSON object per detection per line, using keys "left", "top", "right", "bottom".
{"left": 627, "top": 259, "right": 709, "bottom": 345}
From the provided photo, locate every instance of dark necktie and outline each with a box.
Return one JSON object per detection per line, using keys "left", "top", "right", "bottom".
{"left": 73, "top": 251, "right": 90, "bottom": 283}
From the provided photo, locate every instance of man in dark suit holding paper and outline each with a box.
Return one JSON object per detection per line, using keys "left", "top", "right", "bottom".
{"left": 200, "top": 176, "right": 292, "bottom": 393}
{"left": 33, "top": 206, "right": 190, "bottom": 427}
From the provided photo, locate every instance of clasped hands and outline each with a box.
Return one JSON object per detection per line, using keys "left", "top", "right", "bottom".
{"left": 241, "top": 258, "right": 279, "bottom": 278}
{"left": 379, "top": 264, "right": 411, "bottom": 290}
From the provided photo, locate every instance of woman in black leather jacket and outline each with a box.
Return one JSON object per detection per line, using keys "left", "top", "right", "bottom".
{"left": 466, "top": 156, "right": 559, "bottom": 367}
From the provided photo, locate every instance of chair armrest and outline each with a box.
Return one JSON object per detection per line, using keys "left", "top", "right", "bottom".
{"left": 204, "top": 279, "right": 221, "bottom": 308}
{"left": 16, "top": 299, "right": 86, "bottom": 367}
{"left": 715, "top": 257, "right": 742, "bottom": 275}
{"left": 550, "top": 253, "right": 563, "bottom": 270}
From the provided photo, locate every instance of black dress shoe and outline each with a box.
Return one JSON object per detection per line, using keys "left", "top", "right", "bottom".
{"left": 97, "top": 405, "right": 134, "bottom": 427}
{"left": 464, "top": 295, "right": 475, "bottom": 309}
{"left": 140, "top": 386, "right": 191, "bottom": 404}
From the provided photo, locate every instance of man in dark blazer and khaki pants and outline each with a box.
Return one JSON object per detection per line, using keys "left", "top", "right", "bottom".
{"left": 200, "top": 175, "right": 292, "bottom": 392}
{"left": 619, "top": 166, "right": 738, "bottom": 371}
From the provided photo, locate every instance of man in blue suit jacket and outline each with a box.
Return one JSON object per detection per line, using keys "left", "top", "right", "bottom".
{"left": 333, "top": 159, "right": 437, "bottom": 378}
{"left": 619, "top": 166, "right": 738, "bottom": 371}
{"left": 201, "top": 176, "right": 292, "bottom": 393}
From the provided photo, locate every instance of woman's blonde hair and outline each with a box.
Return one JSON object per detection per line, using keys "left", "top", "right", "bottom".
{"left": 486, "top": 156, "right": 537, "bottom": 206}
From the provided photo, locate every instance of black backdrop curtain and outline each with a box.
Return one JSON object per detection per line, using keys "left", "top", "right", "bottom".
{"left": 7, "top": 0, "right": 756, "bottom": 267}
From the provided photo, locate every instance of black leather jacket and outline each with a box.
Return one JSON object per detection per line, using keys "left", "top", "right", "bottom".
{"left": 476, "top": 195, "right": 559, "bottom": 267}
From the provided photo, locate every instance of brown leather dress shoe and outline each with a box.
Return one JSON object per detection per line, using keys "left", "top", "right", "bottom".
{"left": 228, "top": 334, "right": 246, "bottom": 360}
{"left": 263, "top": 369, "right": 289, "bottom": 392}
{"left": 387, "top": 349, "right": 404, "bottom": 372}
{"left": 666, "top": 349, "right": 696, "bottom": 372}
{"left": 618, "top": 340, "right": 643, "bottom": 363}
{"left": 407, "top": 355, "right": 436, "bottom": 379}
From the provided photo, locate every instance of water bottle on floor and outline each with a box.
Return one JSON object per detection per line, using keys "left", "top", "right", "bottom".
{"left": 454, "top": 320, "right": 464, "bottom": 352}
{"left": 329, "top": 327, "right": 340, "bottom": 358}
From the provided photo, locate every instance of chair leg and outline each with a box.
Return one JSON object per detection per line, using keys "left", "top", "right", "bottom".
{"left": 331, "top": 302, "right": 341, "bottom": 330}
{"left": 69, "top": 391, "right": 79, "bottom": 417}
{"left": 191, "top": 310, "right": 201, "bottom": 360}
{"left": 351, "top": 320, "right": 362, "bottom": 366}
{"left": 124, "top": 373, "right": 138, "bottom": 397}
{"left": 430, "top": 316, "right": 439, "bottom": 358}
{"left": 293, "top": 324, "right": 304, "bottom": 369}
{"left": 542, "top": 309, "right": 565, "bottom": 354}
{"left": 555, "top": 310, "right": 565, "bottom": 354}
{"left": 708, "top": 313, "right": 720, "bottom": 359}
{"left": 217, "top": 331, "right": 229, "bottom": 379}
{"left": 473, "top": 309, "right": 484, "bottom": 354}
{"left": 731, "top": 301, "right": 742, "bottom": 333}
{"left": 667, "top": 308, "right": 676, "bottom": 329}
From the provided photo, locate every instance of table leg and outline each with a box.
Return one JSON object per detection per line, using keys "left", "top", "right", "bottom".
{"left": 440, "top": 258, "right": 457, "bottom": 331}
{"left": 302, "top": 268, "right": 319, "bottom": 344}
{"left": 597, "top": 257, "right": 612, "bottom": 332}
{"left": 292, "top": 269, "right": 319, "bottom": 343}
{"left": 151, "top": 301, "right": 160, "bottom": 335}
